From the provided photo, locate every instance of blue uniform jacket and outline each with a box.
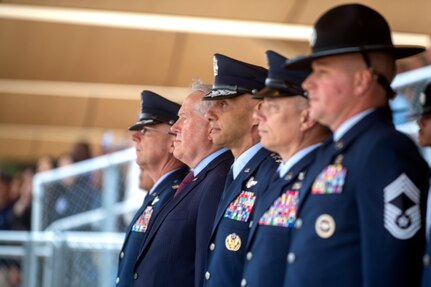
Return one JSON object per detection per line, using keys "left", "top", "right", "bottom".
{"left": 132, "top": 150, "right": 233, "bottom": 287}
{"left": 203, "top": 148, "right": 280, "bottom": 287}
{"left": 116, "top": 167, "right": 189, "bottom": 287}
{"left": 284, "top": 107, "right": 429, "bottom": 287}
{"left": 422, "top": 233, "right": 431, "bottom": 287}
{"left": 241, "top": 148, "right": 318, "bottom": 287}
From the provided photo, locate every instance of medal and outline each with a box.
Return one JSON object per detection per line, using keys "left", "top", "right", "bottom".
{"left": 225, "top": 233, "right": 241, "bottom": 251}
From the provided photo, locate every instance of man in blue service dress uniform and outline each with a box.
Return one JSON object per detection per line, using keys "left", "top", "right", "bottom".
{"left": 282, "top": 4, "right": 429, "bottom": 287}
{"left": 116, "top": 90, "right": 189, "bottom": 287}
{"left": 132, "top": 82, "right": 233, "bottom": 287}
{"left": 202, "top": 54, "right": 280, "bottom": 287}
{"left": 240, "top": 50, "right": 331, "bottom": 287}
{"left": 416, "top": 83, "right": 431, "bottom": 287}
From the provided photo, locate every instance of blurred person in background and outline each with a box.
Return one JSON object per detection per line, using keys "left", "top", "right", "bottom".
{"left": 10, "top": 168, "right": 33, "bottom": 231}
{"left": 0, "top": 172, "right": 14, "bottom": 287}
{"left": 116, "top": 90, "right": 188, "bottom": 287}
{"left": 138, "top": 167, "right": 154, "bottom": 191}
{"left": 416, "top": 82, "right": 431, "bottom": 287}
{"left": 70, "top": 140, "right": 92, "bottom": 163}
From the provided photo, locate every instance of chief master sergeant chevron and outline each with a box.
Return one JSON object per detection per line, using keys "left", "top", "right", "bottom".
{"left": 282, "top": 4, "right": 429, "bottom": 287}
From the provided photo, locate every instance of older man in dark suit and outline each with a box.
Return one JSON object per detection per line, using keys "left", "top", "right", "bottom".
{"left": 131, "top": 81, "right": 233, "bottom": 287}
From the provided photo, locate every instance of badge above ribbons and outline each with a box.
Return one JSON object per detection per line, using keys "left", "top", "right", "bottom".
{"left": 384, "top": 173, "right": 421, "bottom": 240}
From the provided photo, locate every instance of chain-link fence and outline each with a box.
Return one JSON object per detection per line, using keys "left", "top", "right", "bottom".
{"left": 0, "top": 148, "right": 144, "bottom": 287}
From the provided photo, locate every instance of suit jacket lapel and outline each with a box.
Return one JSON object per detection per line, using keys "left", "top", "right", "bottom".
{"left": 136, "top": 151, "right": 231, "bottom": 263}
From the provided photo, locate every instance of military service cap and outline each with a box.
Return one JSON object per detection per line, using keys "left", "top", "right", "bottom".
{"left": 253, "top": 50, "right": 309, "bottom": 99}
{"left": 203, "top": 53, "right": 267, "bottom": 100}
{"left": 128, "top": 90, "right": 180, "bottom": 131}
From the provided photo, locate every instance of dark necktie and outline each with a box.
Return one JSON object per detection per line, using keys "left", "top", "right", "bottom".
{"left": 220, "top": 168, "right": 234, "bottom": 202}
{"left": 174, "top": 171, "right": 194, "bottom": 197}
{"left": 223, "top": 168, "right": 234, "bottom": 191}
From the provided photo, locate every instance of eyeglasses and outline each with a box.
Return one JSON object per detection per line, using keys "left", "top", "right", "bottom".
{"left": 140, "top": 126, "right": 176, "bottom": 136}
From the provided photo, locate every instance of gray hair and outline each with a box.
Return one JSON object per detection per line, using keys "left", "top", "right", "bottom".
{"left": 191, "top": 79, "right": 212, "bottom": 94}
{"left": 191, "top": 79, "right": 212, "bottom": 115}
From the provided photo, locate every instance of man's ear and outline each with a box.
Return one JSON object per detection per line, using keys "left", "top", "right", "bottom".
{"left": 299, "top": 108, "right": 317, "bottom": 132}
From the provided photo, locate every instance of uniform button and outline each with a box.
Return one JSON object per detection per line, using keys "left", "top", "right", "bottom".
{"left": 246, "top": 252, "right": 253, "bottom": 261}
{"left": 249, "top": 220, "right": 253, "bottom": 228}
{"left": 120, "top": 251, "right": 124, "bottom": 259}
{"left": 116, "top": 277, "right": 120, "bottom": 284}
{"left": 295, "top": 218, "right": 303, "bottom": 229}
{"left": 205, "top": 271, "right": 211, "bottom": 280}
{"left": 424, "top": 254, "right": 431, "bottom": 266}
{"left": 287, "top": 252, "right": 296, "bottom": 264}
{"left": 241, "top": 278, "right": 247, "bottom": 287}
{"left": 209, "top": 243, "right": 215, "bottom": 251}
{"left": 133, "top": 273, "right": 138, "bottom": 280}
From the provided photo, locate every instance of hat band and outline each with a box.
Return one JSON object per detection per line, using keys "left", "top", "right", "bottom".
{"left": 212, "top": 83, "right": 252, "bottom": 95}
{"left": 264, "top": 78, "right": 307, "bottom": 97}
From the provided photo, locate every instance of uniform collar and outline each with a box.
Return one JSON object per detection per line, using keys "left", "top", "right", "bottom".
{"left": 333, "top": 108, "right": 375, "bottom": 142}
{"left": 193, "top": 148, "right": 229, "bottom": 176}
{"left": 148, "top": 168, "right": 182, "bottom": 195}
{"left": 278, "top": 143, "right": 322, "bottom": 178}
{"left": 232, "top": 143, "right": 262, "bottom": 179}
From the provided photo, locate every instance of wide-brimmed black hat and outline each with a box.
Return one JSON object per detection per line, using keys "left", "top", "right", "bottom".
{"left": 253, "top": 50, "right": 309, "bottom": 99}
{"left": 285, "top": 3, "right": 425, "bottom": 69}
{"left": 128, "top": 90, "right": 180, "bottom": 131}
{"left": 203, "top": 53, "right": 267, "bottom": 100}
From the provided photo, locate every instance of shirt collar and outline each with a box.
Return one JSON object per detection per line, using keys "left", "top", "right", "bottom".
{"left": 333, "top": 108, "right": 375, "bottom": 142}
{"left": 277, "top": 143, "right": 322, "bottom": 178}
{"left": 148, "top": 168, "right": 182, "bottom": 195}
{"left": 193, "top": 148, "right": 229, "bottom": 176}
{"left": 232, "top": 143, "right": 262, "bottom": 179}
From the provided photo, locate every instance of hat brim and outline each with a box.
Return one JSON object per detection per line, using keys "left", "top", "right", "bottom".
{"left": 285, "top": 45, "right": 425, "bottom": 70}
{"left": 128, "top": 119, "right": 159, "bottom": 131}
{"left": 252, "top": 87, "right": 299, "bottom": 99}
